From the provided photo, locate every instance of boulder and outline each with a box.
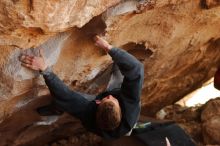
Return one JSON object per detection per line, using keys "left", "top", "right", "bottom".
{"left": 104, "top": 0, "right": 220, "bottom": 115}
{"left": 0, "top": 0, "right": 220, "bottom": 145}
{"left": 0, "top": 0, "right": 120, "bottom": 48}
{"left": 201, "top": 98, "right": 220, "bottom": 144}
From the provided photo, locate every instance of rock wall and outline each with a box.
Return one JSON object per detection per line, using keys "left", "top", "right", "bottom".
{"left": 104, "top": 0, "right": 220, "bottom": 115}
{"left": 0, "top": 0, "right": 220, "bottom": 145}
{"left": 202, "top": 98, "right": 220, "bottom": 144}
{"left": 0, "top": 0, "right": 119, "bottom": 48}
{"left": 157, "top": 98, "right": 220, "bottom": 145}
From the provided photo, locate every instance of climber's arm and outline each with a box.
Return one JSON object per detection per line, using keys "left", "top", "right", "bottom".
{"left": 41, "top": 69, "right": 89, "bottom": 118}
{"left": 108, "top": 48, "right": 144, "bottom": 101}
{"left": 19, "top": 49, "right": 89, "bottom": 119}
{"left": 19, "top": 48, "right": 71, "bottom": 99}
{"left": 94, "top": 35, "right": 144, "bottom": 101}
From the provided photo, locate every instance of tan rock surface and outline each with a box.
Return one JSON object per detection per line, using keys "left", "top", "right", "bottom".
{"left": 0, "top": 31, "right": 70, "bottom": 100}
{"left": 0, "top": 0, "right": 120, "bottom": 48}
{"left": 157, "top": 98, "right": 220, "bottom": 145}
{"left": 104, "top": 0, "right": 220, "bottom": 115}
{"left": 201, "top": 98, "right": 220, "bottom": 144}
{"left": 156, "top": 104, "right": 203, "bottom": 145}
{"left": 203, "top": 0, "right": 220, "bottom": 8}
{"left": 202, "top": 116, "right": 220, "bottom": 145}
{"left": 0, "top": 0, "right": 219, "bottom": 145}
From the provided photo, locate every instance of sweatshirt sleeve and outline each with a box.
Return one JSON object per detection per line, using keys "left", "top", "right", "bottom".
{"left": 42, "top": 69, "right": 89, "bottom": 119}
{"left": 108, "top": 48, "right": 144, "bottom": 101}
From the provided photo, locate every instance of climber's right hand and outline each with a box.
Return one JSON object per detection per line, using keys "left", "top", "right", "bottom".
{"left": 94, "top": 35, "right": 113, "bottom": 53}
{"left": 20, "top": 48, "right": 47, "bottom": 71}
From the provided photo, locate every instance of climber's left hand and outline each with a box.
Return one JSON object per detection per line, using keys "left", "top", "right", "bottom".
{"left": 20, "top": 48, "right": 47, "bottom": 71}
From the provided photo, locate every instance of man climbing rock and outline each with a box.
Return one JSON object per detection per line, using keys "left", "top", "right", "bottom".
{"left": 20, "top": 35, "right": 144, "bottom": 139}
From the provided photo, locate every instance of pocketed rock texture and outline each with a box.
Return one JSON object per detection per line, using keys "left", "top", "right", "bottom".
{"left": 0, "top": 0, "right": 220, "bottom": 145}
{"left": 104, "top": 0, "right": 220, "bottom": 116}
{"left": 156, "top": 104, "right": 203, "bottom": 145}
{"left": 0, "top": 0, "right": 120, "bottom": 48}
{"left": 201, "top": 98, "right": 220, "bottom": 144}
{"left": 156, "top": 98, "right": 220, "bottom": 145}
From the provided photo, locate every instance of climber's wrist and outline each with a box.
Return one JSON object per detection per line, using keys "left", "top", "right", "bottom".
{"left": 39, "top": 65, "right": 47, "bottom": 72}
{"left": 39, "top": 67, "right": 52, "bottom": 75}
{"left": 105, "top": 44, "right": 113, "bottom": 53}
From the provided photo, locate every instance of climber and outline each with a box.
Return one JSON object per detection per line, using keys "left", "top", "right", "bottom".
{"left": 19, "top": 35, "right": 144, "bottom": 139}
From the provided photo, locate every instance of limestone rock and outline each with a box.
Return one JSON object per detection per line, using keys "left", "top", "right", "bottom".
{"left": 158, "top": 98, "right": 220, "bottom": 145}
{"left": 0, "top": 95, "right": 88, "bottom": 146}
{"left": 0, "top": 31, "right": 70, "bottom": 99}
{"left": 202, "top": 0, "right": 220, "bottom": 8}
{"left": 104, "top": 0, "right": 220, "bottom": 115}
{"left": 0, "top": 0, "right": 220, "bottom": 145}
{"left": 0, "top": 0, "right": 120, "bottom": 48}
{"left": 201, "top": 98, "right": 220, "bottom": 144}
{"left": 201, "top": 98, "right": 220, "bottom": 122}
{"left": 202, "top": 116, "right": 220, "bottom": 144}
{"left": 156, "top": 104, "right": 203, "bottom": 144}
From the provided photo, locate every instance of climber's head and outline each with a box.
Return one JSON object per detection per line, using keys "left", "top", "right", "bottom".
{"left": 96, "top": 95, "right": 121, "bottom": 131}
